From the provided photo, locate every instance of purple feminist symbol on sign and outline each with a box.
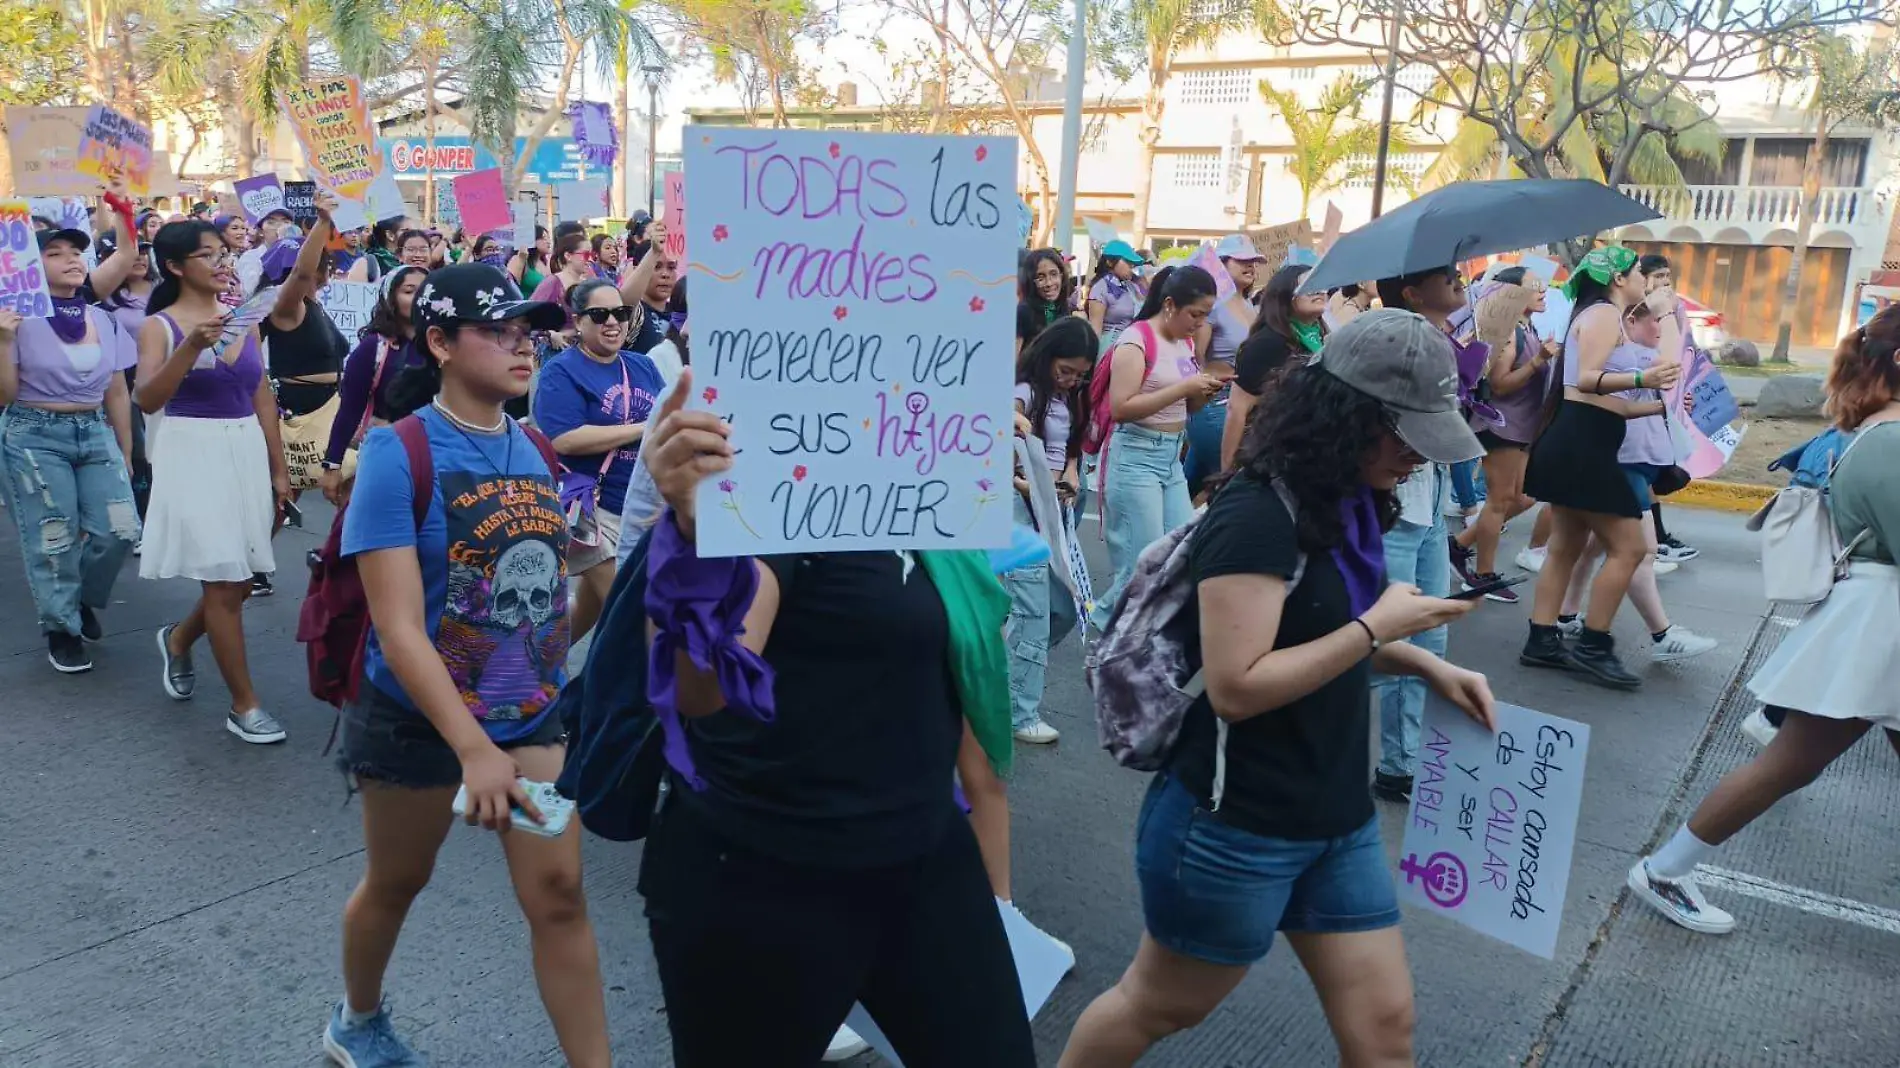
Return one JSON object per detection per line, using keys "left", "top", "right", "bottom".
{"left": 569, "top": 102, "right": 618, "bottom": 169}
{"left": 1400, "top": 852, "right": 1469, "bottom": 909}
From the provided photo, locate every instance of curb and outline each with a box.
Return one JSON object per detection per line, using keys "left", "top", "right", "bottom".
{"left": 1668, "top": 479, "right": 1776, "bottom": 513}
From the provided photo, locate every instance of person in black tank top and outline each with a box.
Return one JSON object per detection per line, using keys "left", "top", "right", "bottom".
{"left": 260, "top": 216, "right": 347, "bottom": 418}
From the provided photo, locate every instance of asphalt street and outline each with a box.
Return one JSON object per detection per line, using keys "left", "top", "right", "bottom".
{"left": 3, "top": 498, "right": 1898, "bottom": 1067}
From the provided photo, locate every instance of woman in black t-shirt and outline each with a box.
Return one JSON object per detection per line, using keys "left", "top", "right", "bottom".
{"left": 1219, "top": 264, "right": 1327, "bottom": 471}
{"left": 1061, "top": 310, "right": 1496, "bottom": 1068}
{"left": 1016, "top": 247, "right": 1075, "bottom": 360}
{"left": 634, "top": 372, "right": 1036, "bottom": 1068}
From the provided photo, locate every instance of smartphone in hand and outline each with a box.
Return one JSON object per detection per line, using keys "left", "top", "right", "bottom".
{"left": 1448, "top": 575, "right": 1528, "bottom": 601}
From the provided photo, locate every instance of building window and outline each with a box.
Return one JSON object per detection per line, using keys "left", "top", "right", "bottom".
{"left": 1177, "top": 68, "right": 1253, "bottom": 105}
{"left": 1172, "top": 153, "right": 1222, "bottom": 188}
{"left": 1339, "top": 151, "right": 1431, "bottom": 189}
{"left": 1189, "top": 0, "right": 1246, "bottom": 18}
{"left": 1748, "top": 137, "right": 1868, "bottom": 187}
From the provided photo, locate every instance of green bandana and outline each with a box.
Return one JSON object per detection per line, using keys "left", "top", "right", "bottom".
{"left": 917, "top": 550, "right": 1014, "bottom": 777}
{"left": 1563, "top": 246, "right": 1638, "bottom": 300}
{"left": 1290, "top": 318, "right": 1325, "bottom": 355}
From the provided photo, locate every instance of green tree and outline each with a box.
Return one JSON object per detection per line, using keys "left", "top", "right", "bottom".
{"left": 0, "top": 0, "right": 87, "bottom": 106}
{"left": 653, "top": 0, "right": 833, "bottom": 128}
{"left": 1111, "top": 0, "right": 1283, "bottom": 246}
{"left": 1769, "top": 34, "right": 1900, "bottom": 362}
{"left": 1262, "top": 73, "right": 1412, "bottom": 219}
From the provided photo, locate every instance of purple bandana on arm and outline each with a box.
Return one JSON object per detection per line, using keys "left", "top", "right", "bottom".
{"left": 1331, "top": 485, "right": 1387, "bottom": 616}
{"left": 644, "top": 510, "right": 777, "bottom": 789}
{"left": 49, "top": 295, "right": 90, "bottom": 343}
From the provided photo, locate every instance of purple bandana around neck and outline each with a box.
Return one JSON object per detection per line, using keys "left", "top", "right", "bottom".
{"left": 49, "top": 295, "right": 90, "bottom": 343}
{"left": 1331, "top": 485, "right": 1387, "bottom": 616}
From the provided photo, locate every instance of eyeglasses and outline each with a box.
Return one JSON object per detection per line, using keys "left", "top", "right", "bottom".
{"left": 468, "top": 322, "right": 534, "bottom": 350}
{"left": 578, "top": 306, "right": 634, "bottom": 325}
{"left": 186, "top": 250, "right": 235, "bottom": 266}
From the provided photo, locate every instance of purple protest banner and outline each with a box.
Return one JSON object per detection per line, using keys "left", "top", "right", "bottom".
{"left": 570, "top": 102, "right": 618, "bottom": 168}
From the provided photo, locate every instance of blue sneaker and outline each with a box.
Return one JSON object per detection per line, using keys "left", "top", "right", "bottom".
{"left": 323, "top": 999, "right": 425, "bottom": 1067}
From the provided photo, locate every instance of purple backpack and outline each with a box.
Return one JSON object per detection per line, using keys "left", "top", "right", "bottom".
{"left": 1087, "top": 480, "right": 1305, "bottom": 772}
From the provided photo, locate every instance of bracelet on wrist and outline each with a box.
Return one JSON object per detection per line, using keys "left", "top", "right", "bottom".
{"left": 1353, "top": 617, "right": 1381, "bottom": 653}
{"left": 1634, "top": 370, "right": 1645, "bottom": 389}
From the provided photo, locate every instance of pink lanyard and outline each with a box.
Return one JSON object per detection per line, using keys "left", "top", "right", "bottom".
{"left": 594, "top": 355, "right": 632, "bottom": 479}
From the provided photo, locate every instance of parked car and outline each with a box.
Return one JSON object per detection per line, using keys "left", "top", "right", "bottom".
{"left": 1679, "top": 294, "right": 1728, "bottom": 352}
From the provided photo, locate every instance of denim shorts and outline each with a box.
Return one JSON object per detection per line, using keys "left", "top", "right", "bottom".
{"left": 336, "top": 683, "right": 565, "bottom": 790}
{"left": 1136, "top": 774, "right": 1400, "bottom": 966}
{"left": 1621, "top": 462, "right": 1661, "bottom": 511}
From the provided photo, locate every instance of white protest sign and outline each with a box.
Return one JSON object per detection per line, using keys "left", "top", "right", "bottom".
{"left": 365, "top": 170, "right": 408, "bottom": 222}
{"left": 30, "top": 197, "right": 97, "bottom": 268}
{"left": 1398, "top": 698, "right": 1589, "bottom": 959}
{"left": 682, "top": 127, "right": 1019, "bottom": 557}
{"left": 844, "top": 899, "right": 1073, "bottom": 1066}
{"left": 329, "top": 194, "right": 369, "bottom": 233}
{"left": 555, "top": 179, "right": 609, "bottom": 220}
{"left": 319, "top": 280, "right": 378, "bottom": 338}
{"left": 511, "top": 200, "right": 536, "bottom": 249}
{"left": 211, "top": 285, "right": 280, "bottom": 363}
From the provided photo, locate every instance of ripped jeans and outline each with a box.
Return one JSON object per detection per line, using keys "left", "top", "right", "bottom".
{"left": 0, "top": 406, "right": 139, "bottom": 637}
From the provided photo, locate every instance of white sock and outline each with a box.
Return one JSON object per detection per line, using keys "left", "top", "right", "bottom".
{"left": 342, "top": 999, "right": 381, "bottom": 1028}
{"left": 1649, "top": 825, "right": 1715, "bottom": 881}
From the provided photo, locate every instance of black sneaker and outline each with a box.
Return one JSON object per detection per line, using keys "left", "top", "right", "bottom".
{"left": 1572, "top": 629, "right": 1643, "bottom": 690}
{"left": 1520, "top": 623, "right": 1577, "bottom": 671}
{"left": 79, "top": 605, "right": 103, "bottom": 642}
{"left": 250, "top": 573, "right": 274, "bottom": 598}
{"left": 48, "top": 632, "right": 93, "bottom": 674}
{"left": 1448, "top": 535, "right": 1480, "bottom": 588}
{"left": 1372, "top": 771, "right": 1413, "bottom": 804}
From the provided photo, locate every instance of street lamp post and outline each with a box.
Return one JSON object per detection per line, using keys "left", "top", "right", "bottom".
{"left": 1054, "top": 0, "right": 1087, "bottom": 251}
{"left": 644, "top": 63, "right": 664, "bottom": 216}
{"left": 1369, "top": 0, "right": 1405, "bottom": 219}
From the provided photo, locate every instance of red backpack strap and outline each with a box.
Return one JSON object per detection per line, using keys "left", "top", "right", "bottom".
{"left": 392, "top": 416, "right": 433, "bottom": 529}
{"left": 518, "top": 423, "right": 565, "bottom": 479}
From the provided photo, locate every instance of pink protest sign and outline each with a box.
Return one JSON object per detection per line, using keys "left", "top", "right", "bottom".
{"left": 73, "top": 106, "right": 154, "bottom": 194}
{"left": 1666, "top": 343, "right": 1744, "bottom": 479}
{"left": 663, "top": 172, "right": 686, "bottom": 262}
{"left": 0, "top": 200, "right": 54, "bottom": 317}
{"left": 452, "top": 169, "right": 511, "bottom": 236}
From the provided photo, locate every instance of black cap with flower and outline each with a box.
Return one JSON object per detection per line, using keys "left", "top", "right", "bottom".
{"left": 411, "top": 262, "right": 567, "bottom": 334}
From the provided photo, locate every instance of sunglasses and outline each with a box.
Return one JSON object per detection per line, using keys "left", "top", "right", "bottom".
{"left": 578, "top": 306, "right": 634, "bottom": 325}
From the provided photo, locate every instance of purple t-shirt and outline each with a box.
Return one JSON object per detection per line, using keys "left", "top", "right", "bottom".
{"left": 10, "top": 309, "right": 138, "bottom": 406}
{"left": 1610, "top": 340, "right": 1672, "bottom": 466}
{"left": 154, "top": 312, "right": 264, "bottom": 419}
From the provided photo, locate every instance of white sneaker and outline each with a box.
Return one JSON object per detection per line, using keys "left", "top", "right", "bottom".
{"left": 1741, "top": 707, "right": 1779, "bottom": 749}
{"left": 1515, "top": 546, "right": 1547, "bottom": 573}
{"left": 1651, "top": 625, "right": 1718, "bottom": 663}
{"left": 823, "top": 1024, "right": 869, "bottom": 1062}
{"left": 1653, "top": 559, "right": 1678, "bottom": 576}
{"left": 1013, "top": 720, "right": 1060, "bottom": 744}
{"left": 1627, "top": 859, "right": 1736, "bottom": 934}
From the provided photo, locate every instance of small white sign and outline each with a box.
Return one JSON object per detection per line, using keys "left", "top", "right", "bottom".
{"left": 1397, "top": 697, "right": 1589, "bottom": 960}
{"left": 319, "top": 280, "right": 378, "bottom": 339}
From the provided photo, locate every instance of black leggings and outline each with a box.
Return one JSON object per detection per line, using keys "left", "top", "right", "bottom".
{"left": 639, "top": 794, "right": 1035, "bottom": 1068}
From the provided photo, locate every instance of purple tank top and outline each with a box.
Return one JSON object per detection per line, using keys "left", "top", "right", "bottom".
{"left": 1485, "top": 324, "right": 1551, "bottom": 445}
{"left": 156, "top": 312, "right": 265, "bottom": 419}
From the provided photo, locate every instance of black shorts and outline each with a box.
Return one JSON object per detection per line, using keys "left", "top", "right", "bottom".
{"left": 1476, "top": 429, "right": 1527, "bottom": 452}
{"left": 336, "top": 682, "right": 565, "bottom": 789}
{"left": 1524, "top": 400, "right": 1641, "bottom": 518}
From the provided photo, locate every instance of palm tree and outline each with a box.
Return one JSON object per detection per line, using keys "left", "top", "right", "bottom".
{"left": 1124, "top": 0, "right": 1283, "bottom": 245}
{"left": 1261, "top": 73, "right": 1412, "bottom": 219}
{"left": 596, "top": 0, "right": 668, "bottom": 217}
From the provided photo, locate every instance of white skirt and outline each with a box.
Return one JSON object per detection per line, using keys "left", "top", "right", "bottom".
{"left": 140, "top": 415, "right": 278, "bottom": 583}
{"left": 1749, "top": 562, "right": 1900, "bottom": 728}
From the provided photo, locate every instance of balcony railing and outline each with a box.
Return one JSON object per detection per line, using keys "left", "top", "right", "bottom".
{"left": 1619, "top": 184, "right": 1875, "bottom": 231}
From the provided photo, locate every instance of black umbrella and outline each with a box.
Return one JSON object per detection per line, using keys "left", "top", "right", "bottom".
{"left": 1298, "top": 179, "right": 1662, "bottom": 293}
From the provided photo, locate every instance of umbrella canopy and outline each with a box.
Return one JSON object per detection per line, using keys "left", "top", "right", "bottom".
{"left": 1298, "top": 179, "right": 1662, "bottom": 293}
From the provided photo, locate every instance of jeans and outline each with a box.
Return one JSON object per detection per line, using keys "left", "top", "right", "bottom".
{"left": 1182, "top": 393, "right": 1229, "bottom": 499}
{"left": 1092, "top": 423, "right": 1192, "bottom": 630}
{"left": 0, "top": 406, "right": 139, "bottom": 637}
{"left": 1374, "top": 511, "right": 1450, "bottom": 778}
{"left": 1003, "top": 499, "right": 1079, "bottom": 729}
{"left": 1449, "top": 457, "right": 1484, "bottom": 511}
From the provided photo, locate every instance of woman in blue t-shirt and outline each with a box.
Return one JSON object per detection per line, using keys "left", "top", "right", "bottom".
{"left": 328, "top": 262, "right": 611, "bottom": 1068}
{"left": 532, "top": 279, "right": 664, "bottom": 640}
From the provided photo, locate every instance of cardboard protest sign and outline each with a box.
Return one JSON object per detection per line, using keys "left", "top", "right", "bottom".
{"left": 555, "top": 178, "right": 609, "bottom": 220}
{"left": 1398, "top": 697, "right": 1589, "bottom": 960}
{"left": 661, "top": 172, "right": 685, "bottom": 262}
{"left": 74, "top": 106, "right": 154, "bottom": 194}
{"left": 318, "top": 280, "right": 378, "bottom": 338}
{"left": 1242, "top": 218, "right": 1315, "bottom": 271}
{"left": 451, "top": 169, "right": 510, "bottom": 235}
{"left": 0, "top": 200, "right": 54, "bottom": 316}
{"left": 146, "top": 152, "right": 186, "bottom": 197}
{"left": 234, "top": 175, "right": 286, "bottom": 223}
{"left": 1319, "top": 201, "right": 1344, "bottom": 253}
{"left": 6, "top": 106, "right": 94, "bottom": 196}
{"left": 683, "top": 127, "right": 1018, "bottom": 556}
{"left": 280, "top": 77, "right": 379, "bottom": 210}
{"left": 284, "top": 181, "right": 319, "bottom": 228}
{"left": 1666, "top": 344, "right": 1744, "bottom": 479}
